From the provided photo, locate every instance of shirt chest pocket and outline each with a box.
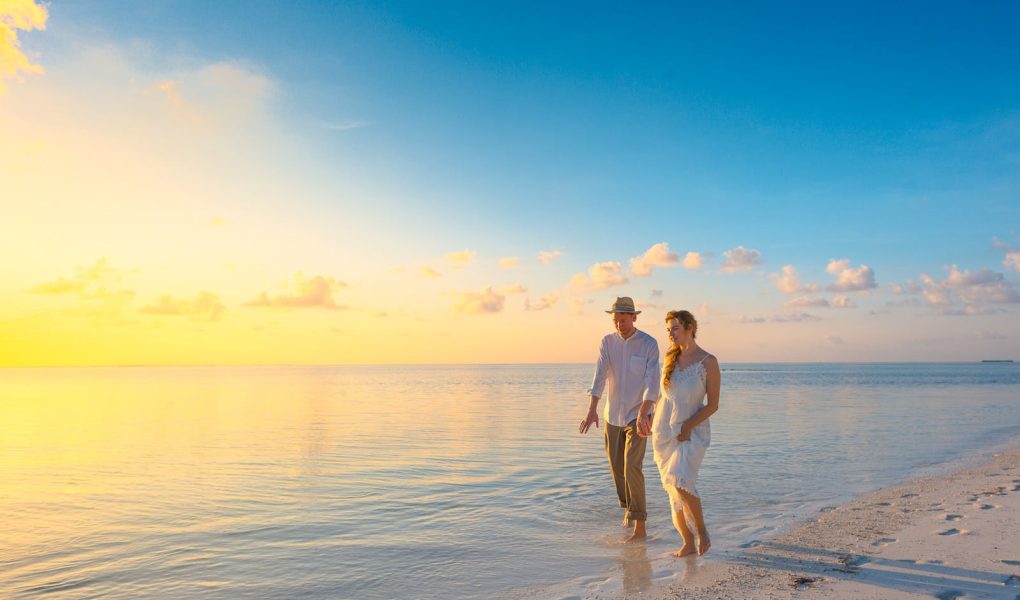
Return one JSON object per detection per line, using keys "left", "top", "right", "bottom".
{"left": 629, "top": 355, "right": 646, "bottom": 376}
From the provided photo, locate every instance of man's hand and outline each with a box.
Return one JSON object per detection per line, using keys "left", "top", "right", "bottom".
{"left": 636, "top": 412, "right": 651, "bottom": 437}
{"left": 579, "top": 408, "right": 600, "bottom": 434}
{"left": 677, "top": 421, "right": 692, "bottom": 442}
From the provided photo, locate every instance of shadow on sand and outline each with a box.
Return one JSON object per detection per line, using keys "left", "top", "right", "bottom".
{"left": 727, "top": 541, "right": 1020, "bottom": 598}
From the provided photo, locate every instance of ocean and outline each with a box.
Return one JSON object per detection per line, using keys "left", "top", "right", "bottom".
{"left": 2, "top": 363, "right": 1019, "bottom": 599}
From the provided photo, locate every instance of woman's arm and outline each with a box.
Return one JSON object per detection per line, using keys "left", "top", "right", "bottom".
{"left": 678, "top": 356, "right": 720, "bottom": 440}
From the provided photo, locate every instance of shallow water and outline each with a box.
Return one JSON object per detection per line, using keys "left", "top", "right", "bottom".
{"left": 1, "top": 363, "right": 1018, "bottom": 599}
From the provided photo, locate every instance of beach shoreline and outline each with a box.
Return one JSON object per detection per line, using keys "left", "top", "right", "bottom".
{"left": 614, "top": 443, "right": 1020, "bottom": 599}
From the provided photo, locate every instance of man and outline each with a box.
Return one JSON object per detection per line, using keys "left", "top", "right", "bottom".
{"left": 579, "top": 296, "right": 660, "bottom": 542}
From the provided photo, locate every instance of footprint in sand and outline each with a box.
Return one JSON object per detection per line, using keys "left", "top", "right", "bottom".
{"left": 934, "top": 591, "right": 964, "bottom": 600}
{"left": 901, "top": 493, "right": 919, "bottom": 498}
{"left": 872, "top": 537, "right": 897, "bottom": 547}
{"left": 976, "top": 503, "right": 998, "bottom": 510}
{"left": 944, "top": 514, "right": 963, "bottom": 522}
{"left": 1012, "top": 484, "right": 1020, "bottom": 492}
{"left": 938, "top": 528, "right": 965, "bottom": 536}
{"left": 1002, "top": 559, "right": 1020, "bottom": 566}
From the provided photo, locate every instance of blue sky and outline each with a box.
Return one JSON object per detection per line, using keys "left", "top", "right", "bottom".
{"left": 3, "top": 1, "right": 1019, "bottom": 363}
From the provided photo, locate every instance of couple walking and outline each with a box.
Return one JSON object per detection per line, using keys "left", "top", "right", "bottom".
{"left": 579, "top": 297, "right": 720, "bottom": 557}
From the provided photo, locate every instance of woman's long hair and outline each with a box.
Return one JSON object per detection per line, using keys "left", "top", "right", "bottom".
{"left": 662, "top": 310, "right": 698, "bottom": 390}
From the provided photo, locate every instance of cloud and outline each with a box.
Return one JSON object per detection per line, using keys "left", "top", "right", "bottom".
{"left": 446, "top": 250, "right": 476, "bottom": 269}
{"left": 682, "top": 252, "right": 705, "bottom": 270}
{"left": 831, "top": 295, "right": 857, "bottom": 309}
{"left": 737, "top": 315, "right": 767, "bottom": 324}
{"left": 30, "top": 277, "right": 87, "bottom": 295}
{"left": 772, "top": 312, "right": 822, "bottom": 322}
{"left": 1002, "top": 252, "right": 1020, "bottom": 273}
{"left": 629, "top": 242, "right": 679, "bottom": 277}
{"left": 497, "top": 283, "right": 527, "bottom": 295}
{"left": 890, "top": 280, "right": 921, "bottom": 295}
{"left": 538, "top": 250, "right": 563, "bottom": 265}
{"left": 525, "top": 292, "right": 559, "bottom": 311}
{"left": 30, "top": 258, "right": 131, "bottom": 295}
{"left": 825, "top": 259, "right": 877, "bottom": 292}
{"left": 323, "top": 120, "right": 369, "bottom": 131}
{"left": 980, "top": 330, "right": 1007, "bottom": 340}
{"left": 568, "top": 297, "right": 586, "bottom": 315}
{"left": 770, "top": 265, "right": 819, "bottom": 294}
{"left": 245, "top": 273, "right": 348, "bottom": 309}
{"left": 825, "top": 335, "right": 844, "bottom": 345}
{"left": 785, "top": 296, "right": 830, "bottom": 309}
{"left": 452, "top": 287, "right": 504, "bottom": 315}
{"left": 721, "top": 246, "right": 762, "bottom": 273}
{"left": 139, "top": 291, "right": 225, "bottom": 321}
{"left": 0, "top": 0, "right": 47, "bottom": 95}
{"left": 992, "top": 236, "right": 1012, "bottom": 251}
{"left": 420, "top": 266, "right": 442, "bottom": 278}
{"left": 937, "top": 305, "right": 1003, "bottom": 316}
{"left": 651, "top": 289, "right": 664, "bottom": 297}
{"left": 919, "top": 265, "right": 1020, "bottom": 312}
{"left": 570, "top": 261, "right": 628, "bottom": 292}
{"left": 498, "top": 257, "right": 520, "bottom": 269}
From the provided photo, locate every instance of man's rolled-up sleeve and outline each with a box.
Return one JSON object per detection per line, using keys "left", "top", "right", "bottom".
{"left": 643, "top": 339, "right": 660, "bottom": 402}
{"left": 588, "top": 337, "right": 609, "bottom": 398}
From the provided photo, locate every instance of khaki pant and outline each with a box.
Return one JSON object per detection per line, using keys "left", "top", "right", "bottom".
{"left": 605, "top": 420, "right": 647, "bottom": 522}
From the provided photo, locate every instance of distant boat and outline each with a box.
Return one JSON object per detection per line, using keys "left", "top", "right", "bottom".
{"left": 981, "top": 359, "right": 1014, "bottom": 363}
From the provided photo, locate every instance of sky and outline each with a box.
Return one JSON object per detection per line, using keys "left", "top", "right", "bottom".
{"left": 1, "top": 0, "right": 1019, "bottom": 366}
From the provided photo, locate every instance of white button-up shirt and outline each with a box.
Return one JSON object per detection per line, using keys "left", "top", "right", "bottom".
{"left": 588, "top": 329, "right": 661, "bottom": 427}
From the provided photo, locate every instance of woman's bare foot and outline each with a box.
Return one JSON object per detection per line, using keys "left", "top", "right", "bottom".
{"left": 697, "top": 534, "right": 711, "bottom": 556}
{"left": 621, "top": 516, "right": 631, "bottom": 528}
{"left": 671, "top": 541, "right": 696, "bottom": 557}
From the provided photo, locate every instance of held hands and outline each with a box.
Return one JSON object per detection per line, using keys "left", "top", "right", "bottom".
{"left": 636, "top": 412, "right": 651, "bottom": 437}
{"left": 579, "top": 408, "right": 600, "bottom": 434}
{"left": 676, "top": 420, "right": 692, "bottom": 442}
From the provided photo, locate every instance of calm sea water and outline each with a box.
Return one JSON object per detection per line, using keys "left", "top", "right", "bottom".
{"left": 2, "top": 363, "right": 1019, "bottom": 599}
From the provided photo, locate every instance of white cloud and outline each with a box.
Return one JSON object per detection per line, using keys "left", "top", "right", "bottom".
{"left": 825, "top": 335, "right": 844, "bottom": 345}
{"left": 246, "top": 273, "right": 348, "bottom": 309}
{"left": 452, "top": 287, "right": 505, "bottom": 315}
{"left": 497, "top": 283, "right": 527, "bottom": 295}
{"left": 139, "top": 291, "right": 225, "bottom": 321}
{"left": 651, "top": 289, "right": 664, "bottom": 297}
{"left": 570, "top": 261, "right": 628, "bottom": 292}
{"left": 0, "top": 0, "right": 47, "bottom": 95}
{"left": 682, "top": 252, "right": 705, "bottom": 270}
{"left": 629, "top": 242, "right": 679, "bottom": 277}
{"left": 498, "top": 257, "right": 520, "bottom": 269}
{"left": 568, "top": 297, "right": 586, "bottom": 315}
{"left": 770, "top": 265, "right": 819, "bottom": 294}
{"left": 825, "top": 259, "right": 877, "bottom": 292}
{"left": 525, "top": 293, "right": 559, "bottom": 311}
{"left": 919, "top": 265, "right": 1020, "bottom": 313}
{"left": 1003, "top": 252, "right": 1020, "bottom": 273}
{"left": 890, "top": 280, "right": 921, "bottom": 295}
{"left": 785, "top": 296, "right": 830, "bottom": 309}
{"left": 772, "top": 312, "right": 822, "bottom": 322}
{"left": 737, "top": 315, "right": 766, "bottom": 324}
{"left": 446, "top": 250, "right": 476, "bottom": 269}
{"left": 831, "top": 295, "right": 857, "bottom": 309}
{"left": 420, "top": 266, "right": 442, "bottom": 278}
{"left": 538, "top": 250, "right": 563, "bottom": 265}
{"left": 721, "top": 246, "right": 762, "bottom": 273}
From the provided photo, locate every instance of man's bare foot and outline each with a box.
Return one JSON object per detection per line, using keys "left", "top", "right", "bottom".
{"left": 671, "top": 542, "right": 696, "bottom": 557}
{"left": 624, "top": 520, "right": 646, "bottom": 543}
{"left": 697, "top": 535, "right": 711, "bottom": 555}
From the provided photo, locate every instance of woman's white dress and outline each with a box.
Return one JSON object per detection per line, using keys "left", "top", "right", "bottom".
{"left": 652, "top": 356, "right": 711, "bottom": 510}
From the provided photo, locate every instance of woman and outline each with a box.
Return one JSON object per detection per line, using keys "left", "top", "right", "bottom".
{"left": 651, "top": 310, "right": 720, "bottom": 557}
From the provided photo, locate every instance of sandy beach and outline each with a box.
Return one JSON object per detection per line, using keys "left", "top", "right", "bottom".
{"left": 630, "top": 445, "right": 1020, "bottom": 599}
